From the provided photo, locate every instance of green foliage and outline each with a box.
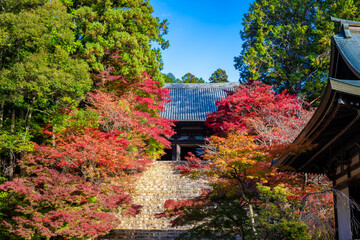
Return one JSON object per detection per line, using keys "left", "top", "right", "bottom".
{"left": 209, "top": 68, "right": 229, "bottom": 83}
{"left": 162, "top": 72, "right": 179, "bottom": 83}
{"left": 179, "top": 72, "right": 205, "bottom": 83}
{"left": 256, "top": 184, "right": 311, "bottom": 240}
{"left": 0, "top": 0, "right": 169, "bottom": 178}
{"left": 0, "top": 47, "right": 91, "bottom": 109}
{"left": 0, "top": 0, "right": 172, "bottom": 239}
{"left": 0, "top": 0, "right": 92, "bottom": 178}
{"left": 260, "top": 219, "right": 310, "bottom": 240}
{"left": 0, "top": 132, "right": 34, "bottom": 153}
{"left": 0, "top": 1, "right": 44, "bottom": 14}
{"left": 64, "top": 0, "right": 169, "bottom": 84}
{"left": 175, "top": 194, "right": 252, "bottom": 240}
{"left": 0, "top": 0, "right": 77, "bottom": 67}
{"left": 236, "top": 0, "right": 360, "bottom": 103}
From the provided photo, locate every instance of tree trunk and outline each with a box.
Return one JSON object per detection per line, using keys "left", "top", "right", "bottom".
{"left": 52, "top": 132, "right": 56, "bottom": 147}
{"left": 239, "top": 223, "right": 245, "bottom": 240}
{"left": 3, "top": 107, "right": 16, "bottom": 179}
{"left": 10, "top": 107, "right": 15, "bottom": 133}
{"left": 7, "top": 149, "right": 16, "bottom": 180}
{"left": 24, "top": 107, "right": 33, "bottom": 138}
{"left": 241, "top": 190, "right": 257, "bottom": 235}
{"left": 0, "top": 101, "right": 4, "bottom": 129}
{"left": 302, "top": 172, "right": 308, "bottom": 190}
{"left": 248, "top": 203, "right": 257, "bottom": 234}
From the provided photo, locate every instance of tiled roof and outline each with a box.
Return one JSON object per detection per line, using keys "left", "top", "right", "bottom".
{"left": 332, "top": 17, "right": 360, "bottom": 78}
{"left": 161, "top": 83, "right": 239, "bottom": 121}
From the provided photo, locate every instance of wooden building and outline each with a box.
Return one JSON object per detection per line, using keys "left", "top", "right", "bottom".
{"left": 275, "top": 18, "right": 360, "bottom": 239}
{"left": 160, "top": 82, "right": 238, "bottom": 161}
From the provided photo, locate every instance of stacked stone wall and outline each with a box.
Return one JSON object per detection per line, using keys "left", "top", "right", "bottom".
{"left": 100, "top": 161, "right": 208, "bottom": 240}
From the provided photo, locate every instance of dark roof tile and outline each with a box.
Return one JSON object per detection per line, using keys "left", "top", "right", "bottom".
{"left": 332, "top": 18, "right": 360, "bottom": 78}
{"left": 161, "top": 83, "right": 239, "bottom": 121}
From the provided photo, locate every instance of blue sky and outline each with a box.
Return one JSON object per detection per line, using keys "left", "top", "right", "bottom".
{"left": 151, "top": 0, "right": 254, "bottom": 82}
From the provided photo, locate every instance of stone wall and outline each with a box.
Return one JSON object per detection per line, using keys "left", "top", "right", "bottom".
{"left": 100, "top": 161, "right": 208, "bottom": 240}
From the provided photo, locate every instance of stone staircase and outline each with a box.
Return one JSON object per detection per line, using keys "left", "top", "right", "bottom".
{"left": 100, "top": 161, "right": 208, "bottom": 240}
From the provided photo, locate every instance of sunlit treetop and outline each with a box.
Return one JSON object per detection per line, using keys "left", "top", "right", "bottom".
{"left": 209, "top": 68, "right": 229, "bottom": 83}
{"left": 235, "top": 0, "right": 360, "bottom": 104}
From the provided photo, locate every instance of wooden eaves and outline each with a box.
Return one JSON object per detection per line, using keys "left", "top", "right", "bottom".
{"left": 274, "top": 78, "right": 360, "bottom": 179}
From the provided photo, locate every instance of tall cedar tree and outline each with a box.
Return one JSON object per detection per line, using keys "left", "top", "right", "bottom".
{"left": 64, "top": 0, "right": 169, "bottom": 83}
{"left": 235, "top": 0, "right": 360, "bottom": 103}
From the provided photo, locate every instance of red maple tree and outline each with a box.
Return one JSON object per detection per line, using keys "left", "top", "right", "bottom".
{"left": 206, "top": 81, "right": 313, "bottom": 145}
{"left": 158, "top": 81, "right": 333, "bottom": 239}
{"left": 0, "top": 72, "right": 175, "bottom": 239}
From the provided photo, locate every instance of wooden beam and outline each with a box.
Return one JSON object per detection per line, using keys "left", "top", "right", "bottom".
{"left": 299, "top": 110, "right": 360, "bottom": 171}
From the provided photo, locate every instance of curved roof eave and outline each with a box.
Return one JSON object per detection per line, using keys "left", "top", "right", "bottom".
{"left": 331, "top": 17, "right": 360, "bottom": 78}
{"left": 275, "top": 78, "right": 360, "bottom": 169}
{"left": 274, "top": 81, "right": 336, "bottom": 167}
{"left": 333, "top": 33, "right": 360, "bottom": 79}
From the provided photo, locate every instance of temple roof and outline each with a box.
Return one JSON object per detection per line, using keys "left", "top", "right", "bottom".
{"left": 333, "top": 33, "right": 360, "bottom": 78}
{"left": 330, "top": 17, "right": 360, "bottom": 79}
{"left": 161, "top": 83, "right": 239, "bottom": 121}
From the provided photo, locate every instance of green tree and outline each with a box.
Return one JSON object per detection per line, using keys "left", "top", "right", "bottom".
{"left": 209, "top": 68, "right": 229, "bottom": 83}
{"left": 159, "top": 82, "right": 332, "bottom": 239}
{"left": 63, "top": 0, "right": 169, "bottom": 86}
{"left": 0, "top": 0, "right": 91, "bottom": 179}
{"left": 235, "top": 0, "right": 360, "bottom": 103}
{"left": 0, "top": 0, "right": 170, "bottom": 179}
{"left": 0, "top": 1, "right": 174, "bottom": 238}
{"left": 162, "top": 72, "right": 179, "bottom": 83}
{"left": 62, "top": 0, "right": 171, "bottom": 157}
{"left": 180, "top": 72, "right": 205, "bottom": 83}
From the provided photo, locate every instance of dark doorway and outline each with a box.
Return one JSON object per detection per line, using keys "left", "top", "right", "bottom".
{"left": 160, "top": 148, "right": 172, "bottom": 161}
{"left": 180, "top": 145, "right": 203, "bottom": 160}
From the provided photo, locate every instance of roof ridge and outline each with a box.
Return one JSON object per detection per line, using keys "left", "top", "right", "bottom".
{"left": 331, "top": 17, "right": 360, "bottom": 26}
{"left": 331, "top": 17, "right": 360, "bottom": 38}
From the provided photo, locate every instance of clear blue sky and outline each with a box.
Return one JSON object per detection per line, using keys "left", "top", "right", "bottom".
{"left": 151, "top": 0, "right": 254, "bottom": 82}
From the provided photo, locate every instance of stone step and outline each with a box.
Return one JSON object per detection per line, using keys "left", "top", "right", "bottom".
{"left": 99, "top": 229, "right": 186, "bottom": 240}
{"left": 104, "top": 161, "right": 209, "bottom": 239}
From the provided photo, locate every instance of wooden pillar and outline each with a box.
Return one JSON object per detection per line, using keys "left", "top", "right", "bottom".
{"left": 172, "top": 144, "right": 181, "bottom": 161}
{"left": 336, "top": 187, "right": 352, "bottom": 240}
